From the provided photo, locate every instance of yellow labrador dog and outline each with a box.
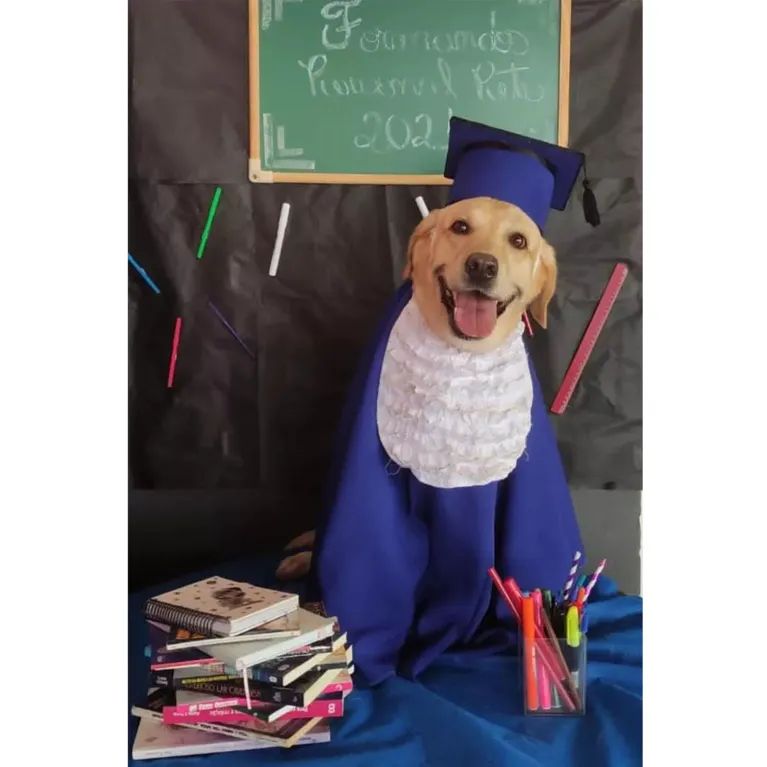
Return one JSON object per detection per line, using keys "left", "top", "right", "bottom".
{"left": 276, "top": 196, "right": 557, "bottom": 581}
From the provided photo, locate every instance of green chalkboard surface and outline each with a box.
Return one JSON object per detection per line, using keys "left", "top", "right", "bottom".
{"left": 248, "top": 0, "right": 571, "bottom": 183}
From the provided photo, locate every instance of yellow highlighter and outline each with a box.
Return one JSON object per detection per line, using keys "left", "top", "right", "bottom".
{"left": 565, "top": 606, "right": 581, "bottom": 692}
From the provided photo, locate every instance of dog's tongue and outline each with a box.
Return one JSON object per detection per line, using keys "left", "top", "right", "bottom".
{"left": 453, "top": 292, "right": 498, "bottom": 338}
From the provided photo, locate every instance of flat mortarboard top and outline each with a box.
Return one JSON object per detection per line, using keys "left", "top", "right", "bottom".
{"left": 444, "top": 116, "right": 600, "bottom": 230}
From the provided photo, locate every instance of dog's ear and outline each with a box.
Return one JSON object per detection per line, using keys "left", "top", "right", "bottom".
{"left": 528, "top": 241, "right": 557, "bottom": 330}
{"left": 403, "top": 210, "right": 440, "bottom": 280}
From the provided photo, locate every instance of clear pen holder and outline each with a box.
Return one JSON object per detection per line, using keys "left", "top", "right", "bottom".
{"left": 521, "top": 634, "right": 586, "bottom": 716}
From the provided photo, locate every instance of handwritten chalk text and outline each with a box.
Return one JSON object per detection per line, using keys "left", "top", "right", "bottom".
{"left": 354, "top": 108, "right": 455, "bottom": 153}
{"left": 321, "top": 0, "right": 363, "bottom": 51}
{"left": 298, "top": 54, "right": 458, "bottom": 99}
{"left": 471, "top": 61, "right": 544, "bottom": 102}
{"left": 358, "top": 13, "right": 530, "bottom": 56}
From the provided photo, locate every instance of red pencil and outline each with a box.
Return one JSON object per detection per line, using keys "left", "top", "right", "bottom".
{"left": 167, "top": 317, "right": 182, "bottom": 388}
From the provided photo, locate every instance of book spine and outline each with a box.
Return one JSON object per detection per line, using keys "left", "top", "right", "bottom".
{"left": 280, "top": 642, "right": 333, "bottom": 657}
{"left": 143, "top": 599, "right": 223, "bottom": 636}
{"left": 163, "top": 707, "right": 253, "bottom": 726}
{"left": 162, "top": 702, "right": 276, "bottom": 725}
{"left": 162, "top": 678, "right": 305, "bottom": 707}
{"left": 150, "top": 671, "right": 240, "bottom": 688}
{"left": 165, "top": 696, "right": 245, "bottom": 714}
{"left": 281, "top": 696, "right": 344, "bottom": 720}
{"left": 133, "top": 708, "right": 258, "bottom": 743}
{"left": 249, "top": 667, "right": 287, "bottom": 686}
{"left": 163, "top": 696, "right": 343, "bottom": 725}
{"left": 150, "top": 659, "right": 224, "bottom": 672}
{"left": 237, "top": 624, "right": 336, "bottom": 670}
{"left": 163, "top": 715, "right": 286, "bottom": 745}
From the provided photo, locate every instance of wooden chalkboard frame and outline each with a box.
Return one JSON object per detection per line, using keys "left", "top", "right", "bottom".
{"left": 248, "top": 0, "right": 572, "bottom": 185}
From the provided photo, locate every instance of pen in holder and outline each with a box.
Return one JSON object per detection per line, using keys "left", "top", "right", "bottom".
{"left": 521, "top": 632, "right": 586, "bottom": 716}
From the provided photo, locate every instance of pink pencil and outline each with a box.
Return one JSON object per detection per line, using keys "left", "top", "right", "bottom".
{"left": 167, "top": 317, "right": 182, "bottom": 388}
{"left": 582, "top": 559, "right": 607, "bottom": 602}
{"left": 523, "top": 311, "right": 534, "bottom": 336}
{"left": 532, "top": 591, "right": 552, "bottom": 710}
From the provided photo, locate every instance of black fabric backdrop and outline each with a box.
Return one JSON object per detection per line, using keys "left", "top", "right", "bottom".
{"left": 128, "top": 0, "right": 642, "bottom": 551}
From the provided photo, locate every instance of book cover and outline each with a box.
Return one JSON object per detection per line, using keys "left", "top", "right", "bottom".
{"left": 132, "top": 716, "right": 328, "bottom": 759}
{"left": 144, "top": 577, "right": 299, "bottom": 637}
{"left": 152, "top": 610, "right": 302, "bottom": 651}
{"left": 203, "top": 608, "right": 337, "bottom": 670}
{"left": 133, "top": 716, "right": 267, "bottom": 759}
{"left": 150, "top": 668, "right": 352, "bottom": 701}
{"left": 132, "top": 702, "right": 330, "bottom": 749}
{"left": 167, "top": 668, "right": 343, "bottom": 708}
{"left": 163, "top": 688, "right": 294, "bottom": 725}
{"left": 163, "top": 692, "right": 344, "bottom": 726}
{"left": 147, "top": 625, "right": 226, "bottom": 670}
{"left": 249, "top": 651, "right": 332, "bottom": 687}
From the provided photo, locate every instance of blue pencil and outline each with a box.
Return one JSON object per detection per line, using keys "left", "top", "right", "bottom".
{"left": 128, "top": 253, "right": 161, "bottom": 294}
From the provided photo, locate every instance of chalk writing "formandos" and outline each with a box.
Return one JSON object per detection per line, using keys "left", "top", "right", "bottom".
{"left": 321, "top": 3, "right": 531, "bottom": 56}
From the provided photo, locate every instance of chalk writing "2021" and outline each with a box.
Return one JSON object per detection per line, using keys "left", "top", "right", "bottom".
{"left": 354, "top": 109, "right": 454, "bottom": 153}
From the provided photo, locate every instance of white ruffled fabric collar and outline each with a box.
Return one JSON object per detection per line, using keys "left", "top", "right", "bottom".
{"left": 376, "top": 299, "right": 533, "bottom": 489}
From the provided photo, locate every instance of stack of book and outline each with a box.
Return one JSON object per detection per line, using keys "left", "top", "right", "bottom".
{"left": 130, "top": 576, "right": 354, "bottom": 760}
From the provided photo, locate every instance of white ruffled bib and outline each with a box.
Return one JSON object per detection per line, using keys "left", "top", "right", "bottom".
{"left": 376, "top": 299, "right": 533, "bottom": 489}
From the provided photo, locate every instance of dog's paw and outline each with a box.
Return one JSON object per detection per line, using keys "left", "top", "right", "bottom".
{"left": 284, "top": 530, "right": 316, "bottom": 550}
{"left": 275, "top": 551, "right": 312, "bottom": 581}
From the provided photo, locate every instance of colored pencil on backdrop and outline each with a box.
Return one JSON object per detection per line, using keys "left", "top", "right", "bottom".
{"left": 128, "top": 253, "right": 161, "bottom": 294}
{"left": 167, "top": 318, "right": 182, "bottom": 388}
{"left": 523, "top": 312, "right": 534, "bottom": 336}
{"left": 197, "top": 187, "right": 222, "bottom": 260}
{"left": 208, "top": 301, "right": 257, "bottom": 361}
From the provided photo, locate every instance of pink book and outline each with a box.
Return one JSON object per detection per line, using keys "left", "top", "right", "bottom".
{"left": 163, "top": 695, "right": 344, "bottom": 725}
{"left": 323, "top": 670, "right": 353, "bottom": 694}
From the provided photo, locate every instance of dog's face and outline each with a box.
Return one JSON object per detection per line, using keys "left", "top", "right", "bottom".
{"left": 404, "top": 197, "right": 558, "bottom": 353}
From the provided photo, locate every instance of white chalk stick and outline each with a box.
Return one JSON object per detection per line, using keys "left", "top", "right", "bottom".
{"left": 268, "top": 202, "right": 291, "bottom": 277}
{"left": 415, "top": 196, "right": 430, "bottom": 219}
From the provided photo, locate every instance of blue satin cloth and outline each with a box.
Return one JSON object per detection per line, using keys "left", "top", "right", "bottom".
{"left": 310, "top": 281, "right": 583, "bottom": 685}
{"left": 129, "top": 560, "right": 642, "bottom": 767}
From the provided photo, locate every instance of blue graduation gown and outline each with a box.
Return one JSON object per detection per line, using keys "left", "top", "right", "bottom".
{"left": 311, "top": 282, "right": 583, "bottom": 686}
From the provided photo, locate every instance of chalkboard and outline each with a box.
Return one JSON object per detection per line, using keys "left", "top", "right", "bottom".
{"left": 248, "top": 0, "right": 571, "bottom": 184}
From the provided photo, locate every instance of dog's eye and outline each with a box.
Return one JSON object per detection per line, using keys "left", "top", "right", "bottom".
{"left": 450, "top": 219, "right": 471, "bottom": 235}
{"left": 509, "top": 233, "right": 527, "bottom": 249}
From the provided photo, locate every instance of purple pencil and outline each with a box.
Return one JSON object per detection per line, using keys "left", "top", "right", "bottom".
{"left": 562, "top": 551, "right": 582, "bottom": 602}
{"left": 582, "top": 559, "right": 607, "bottom": 602}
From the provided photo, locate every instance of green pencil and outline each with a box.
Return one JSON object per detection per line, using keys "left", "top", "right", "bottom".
{"left": 197, "top": 187, "right": 222, "bottom": 259}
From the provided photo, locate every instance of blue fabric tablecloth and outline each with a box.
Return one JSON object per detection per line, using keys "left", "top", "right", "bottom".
{"left": 129, "top": 556, "right": 642, "bottom": 766}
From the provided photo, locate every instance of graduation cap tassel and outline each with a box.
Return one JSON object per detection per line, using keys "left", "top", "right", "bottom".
{"left": 581, "top": 160, "right": 601, "bottom": 227}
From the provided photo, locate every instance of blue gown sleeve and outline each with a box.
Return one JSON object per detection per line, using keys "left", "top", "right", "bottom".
{"left": 495, "top": 355, "right": 583, "bottom": 594}
{"left": 311, "top": 284, "right": 428, "bottom": 686}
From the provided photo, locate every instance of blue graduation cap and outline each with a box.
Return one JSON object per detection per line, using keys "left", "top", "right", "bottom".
{"left": 444, "top": 116, "right": 600, "bottom": 230}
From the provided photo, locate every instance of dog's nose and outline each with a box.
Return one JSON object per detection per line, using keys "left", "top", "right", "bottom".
{"left": 465, "top": 252, "right": 499, "bottom": 284}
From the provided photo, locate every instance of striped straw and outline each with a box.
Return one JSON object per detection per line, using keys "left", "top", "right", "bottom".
{"left": 562, "top": 551, "right": 582, "bottom": 602}
{"left": 582, "top": 559, "right": 607, "bottom": 602}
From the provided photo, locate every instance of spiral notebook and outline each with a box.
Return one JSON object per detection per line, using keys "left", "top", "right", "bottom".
{"left": 143, "top": 577, "right": 299, "bottom": 637}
